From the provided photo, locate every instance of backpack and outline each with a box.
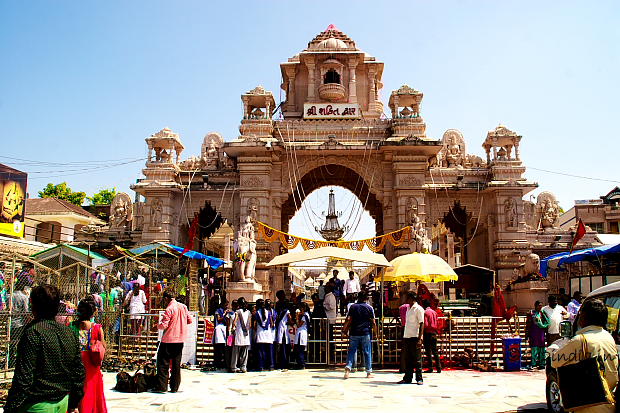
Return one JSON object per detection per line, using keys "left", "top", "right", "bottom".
{"left": 143, "top": 361, "right": 158, "bottom": 390}
{"left": 114, "top": 371, "right": 133, "bottom": 393}
{"left": 133, "top": 372, "right": 148, "bottom": 393}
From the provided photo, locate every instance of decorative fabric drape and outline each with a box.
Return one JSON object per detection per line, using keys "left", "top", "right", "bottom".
{"left": 257, "top": 222, "right": 412, "bottom": 252}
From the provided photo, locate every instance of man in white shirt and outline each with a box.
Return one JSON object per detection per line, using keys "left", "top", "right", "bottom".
{"left": 542, "top": 295, "right": 568, "bottom": 345}
{"left": 323, "top": 284, "right": 338, "bottom": 363}
{"left": 399, "top": 291, "right": 425, "bottom": 385}
{"left": 344, "top": 271, "right": 361, "bottom": 298}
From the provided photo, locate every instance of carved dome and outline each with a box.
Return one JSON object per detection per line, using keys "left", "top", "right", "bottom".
{"left": 317, "top": 37, "right": 348, "bottom": 50}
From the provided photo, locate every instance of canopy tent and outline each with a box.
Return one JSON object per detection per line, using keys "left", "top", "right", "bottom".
{"left": 128, "top": 242, "right": 226, "bottom": 270}
{"left": 266, "top": 246, "right": 391, "bottom": 267}
{"left": 540, "top": 243, "right": 620, "bottom": 277}
{"left": 31, "top": 244, "right": 111, "bottom": 269}
{"left": 382, "top": 253, "right": 458, "bottom": 283}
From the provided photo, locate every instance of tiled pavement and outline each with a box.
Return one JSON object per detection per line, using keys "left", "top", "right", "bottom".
{"left": 104, "top": 368, "right": 548, "bottom": 413}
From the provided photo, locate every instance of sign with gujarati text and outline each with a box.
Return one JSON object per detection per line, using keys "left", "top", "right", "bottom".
{"left": 303, "top": 103, "right": 361, "bottom": 119}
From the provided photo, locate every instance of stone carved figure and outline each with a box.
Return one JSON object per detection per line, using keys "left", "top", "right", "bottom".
{"left": 407, "top": 197, "right": 419, "bottom": 226}
{"left": 150, "top": 199, "right": 163, "bottom": 228}
{"left": 536, "top": 192, "right": 560, "bottom": 229}
{"left": 233, "top": 216, "right": 257, "bottom": 282}
{"left": 178, "top": 156, "right": 202, "bottom": 171}
{"left": 504, "top": 198, "right": 518, "bottom": 229}
{"left": 247, "top": 198, "right": 259, "bottom": 222}
{"left": 410, "top": 214, "right": 431, "bottom": 253}
{"left": 109, "top": 192, "right": 133, "bottom": 230}
{"left": 440, "top": 129, "right": 466, "bottom": 168}
{"left": 201, "top": 132, "right": 224, "bottom": 170}
{"left": 514, "top": 253, "right": 542, "bottom": 281}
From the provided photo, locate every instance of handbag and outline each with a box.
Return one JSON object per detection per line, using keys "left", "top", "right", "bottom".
{"left": 557, "top": 334, "right": 614, "bottom": 411}
{"left": 88, "top": 324, "right": 106, "bottom": 366}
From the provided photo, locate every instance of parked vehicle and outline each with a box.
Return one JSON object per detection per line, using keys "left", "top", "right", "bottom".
{"left": 545, "top": 281, "right": 620, "bottom": 413}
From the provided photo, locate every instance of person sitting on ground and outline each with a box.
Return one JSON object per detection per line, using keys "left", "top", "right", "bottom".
{"left": 551, "top": 298, "right": 618, "bottom": 413}
{"left": 4, "top": 284, "right": 85, "bottom": 413}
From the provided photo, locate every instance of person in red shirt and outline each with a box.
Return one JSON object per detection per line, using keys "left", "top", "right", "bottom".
{"left": 422, "top": 299, "right": 441, "bottom": 373}
{"left": 155, "top": 290, "right": 193, "bottom": 393}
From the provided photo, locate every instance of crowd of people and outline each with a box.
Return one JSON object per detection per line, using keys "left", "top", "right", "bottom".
{"left": 524, "top": 290, "right": 583, "bottom": 369}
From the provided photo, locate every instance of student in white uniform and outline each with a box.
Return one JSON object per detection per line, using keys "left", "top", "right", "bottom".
{"left": 254, "top": 299, "right": 274, "bottom": 371}
{"left": 274, "top": 302, "right": 291, "bottom": 370}
{"left": 265, "top": 299, "right": 276, "bottom": 370}
{"left": 213, "top": 299, "right": 230, "bottom": 370}
{"left": 295, "top": 302, "right": 311, "bottom": 369}
{"left": 230, "top": 297, "right": 251, "bottom": 373}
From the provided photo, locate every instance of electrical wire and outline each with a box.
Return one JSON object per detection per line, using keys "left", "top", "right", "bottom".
{"left": 528, "top": 167, "right": 620, "bottom": 184}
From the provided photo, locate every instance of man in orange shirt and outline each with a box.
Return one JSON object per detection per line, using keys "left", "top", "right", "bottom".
{"left": 155, "top": 290, "right": 193, "bottom": 393}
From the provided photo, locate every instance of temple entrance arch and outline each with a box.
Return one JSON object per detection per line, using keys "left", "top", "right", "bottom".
{"left": 280, "top": 163, "right": 383, "bottom": 237}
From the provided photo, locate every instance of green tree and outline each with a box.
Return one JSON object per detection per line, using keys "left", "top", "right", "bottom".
{"left": 38, "top": 182, "right": 87, "bottom": 206}
{"left": 88, "top": 187, "right": 117, "bottom": 205}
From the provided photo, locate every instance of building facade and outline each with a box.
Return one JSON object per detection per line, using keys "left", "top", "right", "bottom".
{"left": 81, "top": 26, "right": 599, "bottom": 307}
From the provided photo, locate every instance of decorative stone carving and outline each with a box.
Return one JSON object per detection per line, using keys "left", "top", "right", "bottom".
{"left": 513, "top": 253, "right": 542, "bottom": 281}
{"left": 465, "top": 154, "right": 486, "bottom": 168}
{"left": 109, "top": 192, "right": 133, "bottom": 230}
{"left": 439, "top": 129, "right": 466, "bottom": 168}
{"left": 504, "top": 198, "right": 518, "bottom": 229}
{"left": 150, "top": 199, "right": 163, "bottom": 228}
{"left": 241, "top": 176, "right": 263, "bottom": 187}
{"left": 234, "top": 216, "right": 257, "bottom": 282}
{"left": 178, "top": 156, "right": 202, "bottom": 171}
{"left": 399, "top": 175, "right": 421, "bottom": 187}
{"left": 201, "top": 132, "right": 224, "bottom": 170}
{"left": 410, "top": 214, "right": 431, "bottom": 253}
{"left": 247, "top": 197, "right": 259, "bottom": 222}
{"left": 536, "top": 192, "right": 560, "bottom": 229}
{"left": 407, "top": 197, "right": 419, "bottom": 225}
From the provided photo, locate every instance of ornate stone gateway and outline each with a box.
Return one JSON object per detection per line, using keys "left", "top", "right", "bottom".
{"left": 118, "top": 25, "right": 599, "bottom": 304}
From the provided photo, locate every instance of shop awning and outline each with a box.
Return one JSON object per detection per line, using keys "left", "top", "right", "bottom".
{"left": 541, "top": 243, "right": 620, "bottom": 277}
{"left": 266, "top": 246, "right": 391, "bottom": 267}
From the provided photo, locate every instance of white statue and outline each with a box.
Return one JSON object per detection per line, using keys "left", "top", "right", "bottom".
{"left": 234, "top": 216, "right": 257, "bottom": 282}
{"left": 537, "top": 192, "right": 561, "bottom": 229}
{"left": 410, "top": 214, "right": 431, "bottom": 253}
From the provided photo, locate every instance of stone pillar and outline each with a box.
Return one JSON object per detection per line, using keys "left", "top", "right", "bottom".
{"left": 307, "top": 59, "right": 316, "bottom": 101}
{"left": 242, "top": 96, "right": 249, "bottom": 119}
{"left": 348, "top": 58, "right": 358, "bottom": 103}
{"left": 368, "top": 68, "right": 376, "bottom": 107}
{"left": 391, "top": 96, "right": 399, "bottom": 118}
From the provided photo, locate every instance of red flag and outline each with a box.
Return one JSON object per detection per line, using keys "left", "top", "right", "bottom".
{"left": 182, "top": 214, "right": 199, "bottom": 254}
{"left": 571, "top": 218, "right": 587, "bottom": 253}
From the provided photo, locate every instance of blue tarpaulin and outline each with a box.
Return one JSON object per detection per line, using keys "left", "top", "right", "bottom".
{"left": 129, "top": 242, "right": 226, "bottom": 270}
{"left": 540, "top": 243, "right": 620, "bottom": 277}
{"left": 164, "top": 243, "right": 226, "bottom": 269}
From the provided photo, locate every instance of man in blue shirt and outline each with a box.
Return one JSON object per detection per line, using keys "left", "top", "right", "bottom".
{"left": 342, "top": 291, "right": 376, "bottom": 379}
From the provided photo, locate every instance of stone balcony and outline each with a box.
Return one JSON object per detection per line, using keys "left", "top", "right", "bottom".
{"left": 391, "top": 117, "right": 426, "bottom": 137}
{"left": 318, "top": 83, "right": 346, "bottom": 101}
{"left": 239, "top": 118, "right": 273, "bottom": 138}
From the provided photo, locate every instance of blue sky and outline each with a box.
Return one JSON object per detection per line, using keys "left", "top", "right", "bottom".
{"left": 1, "top": 1, "right": 619, "bottom": 240}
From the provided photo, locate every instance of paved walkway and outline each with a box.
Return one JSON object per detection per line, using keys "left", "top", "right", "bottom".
{"left": 104, "top": 368, "right": 547, "bottom": 413}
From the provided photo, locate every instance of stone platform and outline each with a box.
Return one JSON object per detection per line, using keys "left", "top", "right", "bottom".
{"left": 103, "top": 368, "right": 547, "bottom": 413}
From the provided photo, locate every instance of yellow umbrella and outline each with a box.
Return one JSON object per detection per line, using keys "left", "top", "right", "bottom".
{"left": 382, "top": 253, "right": 458, "bottom": 283}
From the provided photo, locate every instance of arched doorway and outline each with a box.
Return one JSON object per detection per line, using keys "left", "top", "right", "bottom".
{"left": 280, "top": 164, "right": 383, "bottom": 236}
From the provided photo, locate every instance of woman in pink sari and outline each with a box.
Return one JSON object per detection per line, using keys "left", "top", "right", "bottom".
{"left": 70, "top": 299, "right": 108, "bottom": 413}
